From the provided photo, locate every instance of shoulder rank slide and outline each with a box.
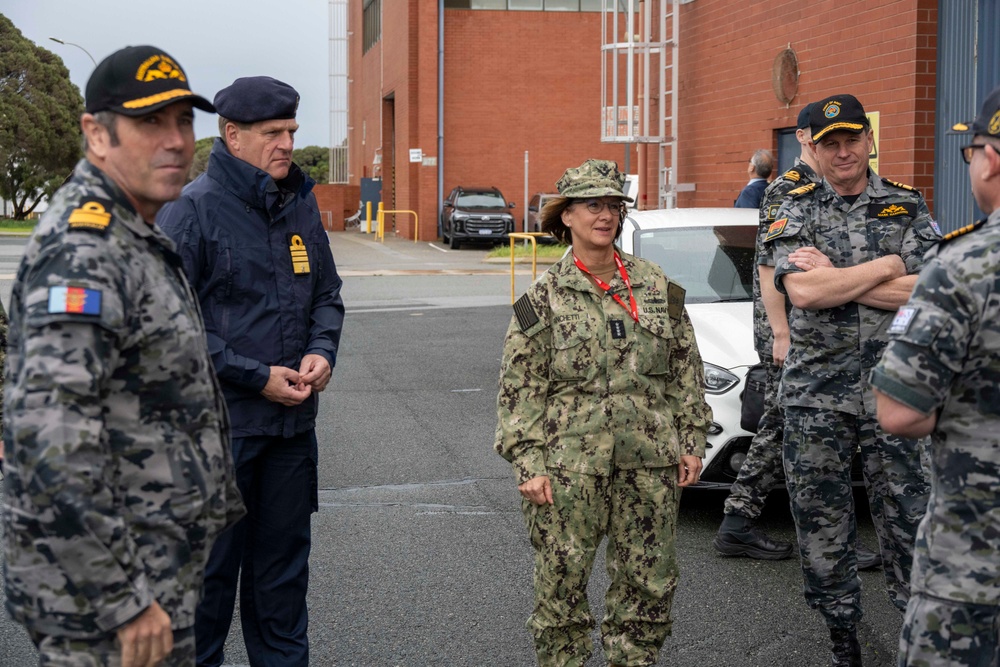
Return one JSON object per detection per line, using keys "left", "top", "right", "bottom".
{"left": 782, "top": 169, "right": 801, "bottom": 183}
{"left": 940, "top": 218, "right": 986, "bottom": 243}
{"left": 881, "top": 177, "right": 919, "bottom": 193}
{"left": 787, "top": 182, "right": 818, "bottom": 197}
{"left": 66, "top": 199, "right": 113, "bottom": 234}
{"left": 513, "top": 294, "right": 539, "bottom": 332}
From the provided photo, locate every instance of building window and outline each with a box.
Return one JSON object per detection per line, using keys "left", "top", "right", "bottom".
{"left": 363, "top": 0, "right": 381, "bottom": 53}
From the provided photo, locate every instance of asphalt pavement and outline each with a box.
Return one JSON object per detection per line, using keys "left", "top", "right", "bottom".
{"left": 0, "top": 229, "right": 904, "bottom": 666}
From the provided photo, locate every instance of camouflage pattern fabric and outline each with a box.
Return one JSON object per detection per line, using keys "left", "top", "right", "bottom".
{"left": 495, "top": 253, "right": 709, "bottom": 484}
{"left": 766, "top": 171, "right": 937, "bottom": 628}
{"left": 898, "top": 596, "right": 1000, "bottom": 667}
{"left": 32, "top": 626, "right": 196, "bottom": 666}
{"left": 0, "top": 298, "right": 7, "bottom": 432}
{"left": 872, "top": 208, "right": 1000, "bottom": 664}
{"left": 770, "top": 172, "right": 941, "bottom": 415}
{"left": 723, "top": 358, "right": 783, "bottom": 519}
{"left": 496, "top": 252, "right": 710, "bottom": 665}
{"left": 2, "top": 159, "right": 246, "bottom": 640}
{"left": 752, "top": 158, "right": 819, "bottom": 356}
{"left": 523, "top": 467, "right": 681, "bottom": 667}
{"left": 783, "top": 407, "right": 929, "bottom": 627}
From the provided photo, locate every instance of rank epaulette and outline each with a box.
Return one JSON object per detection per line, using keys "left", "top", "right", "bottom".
{"left": 65, "top": 199, "right": 113, "bottom": 235}
{"left": 939, "top": 218, "right": 986, "bottom": 244}
{"left": 788, "top": 182, "right": 818, "bottom": 197}
{"left": 781, "top": 169, "right": 802, "bottom": 183}
{"left": 881, "top": 177, "right": 919, "bottom": 194}
{"left": 513, "top": 294, "right": 540, "bottom": 332}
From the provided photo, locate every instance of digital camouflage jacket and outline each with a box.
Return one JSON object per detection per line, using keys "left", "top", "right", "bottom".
{"left": 2, "top": 160, "right": 245, "bottom": 639}
{"left": 768, "top": 171, "right": 941, "bottom": 415}
{"left": 872, "top": 208, "right": 1000, "bottom": 604}
{"left": 495, "top": 252, "right": 711, "bottom": 485}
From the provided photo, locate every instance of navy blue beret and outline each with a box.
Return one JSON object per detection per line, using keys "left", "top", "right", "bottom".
{"left": 213, "top": 76, "right": 299, "bottom": 123}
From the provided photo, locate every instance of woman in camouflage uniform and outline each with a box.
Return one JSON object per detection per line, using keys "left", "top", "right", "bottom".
{"left": 495, "top": 159, "right": 711, "bottom": 667}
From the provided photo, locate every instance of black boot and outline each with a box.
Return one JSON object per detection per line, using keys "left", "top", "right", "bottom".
{"left": 856, "top": 542, "right": 882, "bottom": 571}
{"left": 713, "top": 514, "right": 794, "bottom": 560}
{"left": 830, "top": 626, "right": 862, "bottom": 667}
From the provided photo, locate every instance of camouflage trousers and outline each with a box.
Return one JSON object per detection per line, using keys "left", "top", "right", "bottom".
{"left": 724, "top": 358, "right": 783, "bottom": 519}
{"left": 521, "top": 466, "right": 681, "bottom": 667}
{"left": 32, "top": 626, "right": 195, "bottom": 666}
{"left": 783, "top": 407, "right": 929, "bottom": 629}
{"left": 898, "top": 594, "right": 1000, "bottom": 667}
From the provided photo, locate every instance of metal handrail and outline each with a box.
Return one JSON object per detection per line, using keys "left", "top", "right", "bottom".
{"left": 376, "top": 203, "right": 419, "bottom": 242}
{"left": 508, "top": 232, "right": 554, "bottom": 304}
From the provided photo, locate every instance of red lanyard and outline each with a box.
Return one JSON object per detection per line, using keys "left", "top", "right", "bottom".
{"left": 573, "top": 252, "right": 639, "bottom": 322}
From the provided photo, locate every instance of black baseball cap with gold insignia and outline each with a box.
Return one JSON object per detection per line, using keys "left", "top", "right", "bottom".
{"left": 951, "top": 86, "right": 1000, "bottom": 138}
{"left": 810, "top": 94, "right": 869, "bottom": 142}
{"left": 85, "top": 45, "right": 215, "bottom": 116}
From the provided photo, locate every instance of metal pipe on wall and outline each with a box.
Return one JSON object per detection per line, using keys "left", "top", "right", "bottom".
{"left": 438, "top": 0, "right": 445, "bottom": 240}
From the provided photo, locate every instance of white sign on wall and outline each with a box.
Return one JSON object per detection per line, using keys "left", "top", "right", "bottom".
{"left": 409, "top": 148, "right": 423, "bottom": 163}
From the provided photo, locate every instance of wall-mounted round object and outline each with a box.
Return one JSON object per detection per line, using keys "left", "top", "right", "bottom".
{"left": 772, "top": 48, "right": 799, "bottom": 106}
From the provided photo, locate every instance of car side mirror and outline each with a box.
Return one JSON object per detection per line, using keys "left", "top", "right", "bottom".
{"left": 443, "top": 201, "right": 453, "bottom": 208}
{"left": 509, "top": 202, "right": 516, "bottom": 208}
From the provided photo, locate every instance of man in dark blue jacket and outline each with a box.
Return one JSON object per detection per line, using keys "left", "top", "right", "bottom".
{"left": 158, "top": 76, "right": 345, "bottom": 667}
{"left": 734, "top": 149, "right": 774, "bottom": 208}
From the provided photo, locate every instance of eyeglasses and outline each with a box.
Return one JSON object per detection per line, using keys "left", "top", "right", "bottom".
{"left": 578, "top": 199, "right": 623, "bottom": 215}
{"left": 961, "top": 144, "right": 990, "bottom": 164}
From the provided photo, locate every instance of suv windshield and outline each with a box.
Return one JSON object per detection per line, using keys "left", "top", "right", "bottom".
{"left": 632, "top": 225, "right": 756, "bottom": 304}
{"left": 457, "top": 192, "right": 507, "bottom": 209}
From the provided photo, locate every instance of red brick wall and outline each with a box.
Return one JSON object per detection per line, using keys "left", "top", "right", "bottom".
{"left": 676, "top": 0, "right": 937, "bottom": 210}
{"left": 348, "top": 2, "right": 938, "bottom": 226}
{"left": 313, "top": 183, "right": 360, "bottom": 231}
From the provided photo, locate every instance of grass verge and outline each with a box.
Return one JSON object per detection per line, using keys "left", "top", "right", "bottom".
{"left": 487, "top": 241, "right": 568, "bottom": 259}
{"left": 0, "top": 218, "right": 37, "bottom": 233}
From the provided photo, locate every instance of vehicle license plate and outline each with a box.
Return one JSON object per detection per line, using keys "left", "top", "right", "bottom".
{"left": 478, "top": 229, "right": 492, "bottom": 235}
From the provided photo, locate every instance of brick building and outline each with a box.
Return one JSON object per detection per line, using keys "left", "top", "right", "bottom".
{"left": 347, "top": 1, "right": 998, "bottom": 239}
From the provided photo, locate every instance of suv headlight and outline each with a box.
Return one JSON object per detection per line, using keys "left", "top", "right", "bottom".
{"left": 453, "top": 216, "right": 465, "bottom": 232}
{"left": 703, "top": 362, "right": 739, "bottom": 395}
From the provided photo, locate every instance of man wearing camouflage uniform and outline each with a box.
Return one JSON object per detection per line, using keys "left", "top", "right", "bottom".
{"left": 767, "top": 94, "right": 937, "bottom": 666}
{"left": 873, "top": 86, "right": 1000, "bottom": 667}
{"left": 2, "top": 45, "right": 244, "bottom": 667}
{"left": 496, "top": 159, "right": 710, "bottom": 667}
{"left": 714, "top": 103, "right": 820, "bottom": 560}
{"left": 715, "top": 104, "right": 882, "bottom": 570}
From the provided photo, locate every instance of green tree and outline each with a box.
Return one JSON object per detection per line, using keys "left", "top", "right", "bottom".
{"left": 293, "top": 145, "right": 329, "bottom": 183}
{"left": 187, "top": 136, "right": 216, "bottom": 182}
{"left": 0, "top": 14, "right": 83, "bottom": 219}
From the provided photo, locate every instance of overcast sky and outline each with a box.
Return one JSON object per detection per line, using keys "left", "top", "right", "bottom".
{"left": 2, "top": 0, "right": 339, "bottom": 148}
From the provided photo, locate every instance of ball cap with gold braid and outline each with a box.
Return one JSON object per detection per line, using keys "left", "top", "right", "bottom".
{"left": 85, "top": 45, "right": 215, "bottom": 117}
{"left": 809, "top": 94, "right": 870, "bottom": 142}
{"left": 951, "top": 86, "right": 1000, "bottom": 139}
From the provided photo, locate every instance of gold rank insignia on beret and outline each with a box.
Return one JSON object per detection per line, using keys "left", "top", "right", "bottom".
{"left": 788, "top": 182, "right": 817, "bottom": 197}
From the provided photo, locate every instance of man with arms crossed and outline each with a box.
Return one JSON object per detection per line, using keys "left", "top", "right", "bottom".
{"left": 767, "top": 94, "right": 937, "bottom": 666}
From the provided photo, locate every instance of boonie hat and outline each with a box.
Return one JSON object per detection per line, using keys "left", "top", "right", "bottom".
{"left": 214, "top": 76, "right": 300, "bottom": 124}
{"left": 951, "top": 86, "right": 1000, "bottom": 138}
{"left": 85, "top": 45, "right": 214, "bottom": 116}
{"left": 796, "top": 103, "right": 813, "bottom": 130}
{"left": 555, "top": 159, "right": 634, "bottom": 203}
{"left": 810, "top": 94, "right": 869, "bottom": 142}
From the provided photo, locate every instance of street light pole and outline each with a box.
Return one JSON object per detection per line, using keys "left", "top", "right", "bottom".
{"left": 48, "top": 37, "right": 97, "bottom": 67}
